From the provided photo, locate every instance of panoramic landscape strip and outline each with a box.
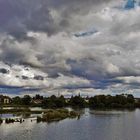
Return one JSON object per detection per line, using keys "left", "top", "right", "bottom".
{"left": 1, "top": 94, "right": 140, "bottom": 109}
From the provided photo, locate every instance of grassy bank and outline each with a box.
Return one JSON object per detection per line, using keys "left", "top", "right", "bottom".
{"left": 0, "top": 109, "right": 79, "bottom": 124}
{"left": 37, "top": 109, "right": 79, "bottom": 122}
{"left": 0, "top": 108, "right": 31, "bottom": 114}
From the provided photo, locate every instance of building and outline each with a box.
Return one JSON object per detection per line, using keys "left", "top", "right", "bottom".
{"left": 32, "top": 99, "right": 43, "bottom": 104}
{"left": 0, "top": 95, "right": 12, "bottom": 104}
{"left": 32, "top": 94, "right": 44, "bottom": 104}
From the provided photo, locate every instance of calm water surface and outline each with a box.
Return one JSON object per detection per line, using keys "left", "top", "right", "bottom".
{"left": 0, "top": 108, "right": 140, "bottom": 140}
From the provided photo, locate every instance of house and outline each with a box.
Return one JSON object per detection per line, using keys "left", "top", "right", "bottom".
{"left": 0, "top": 95, "right": 12, "bottom": 104}
{"left": 65, "top": 98, "right": 71, "bottom": 103}
{"left": 32, "top": 94, "right": 44, "bottom": 104}
{"left": 32, "top": 99, "right": 43, "bottom": 104}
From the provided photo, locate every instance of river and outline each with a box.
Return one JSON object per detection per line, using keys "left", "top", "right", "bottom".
{"left": 0, "top": 108, "right": 140, "bottom": 140}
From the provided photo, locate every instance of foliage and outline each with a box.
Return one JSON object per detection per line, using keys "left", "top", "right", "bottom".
{"left": 0, "top": 118, "right": 3, "bottom": 124}
{"left": 22, "top": 95, "right": 32, "bottom": 105}
{"left": 42, "top": 95, "right": 66, "bottom": 108}
{"left": 0, "top": 108, "right": 31, "bottom": 114}
{"left": 5, "top": 118, "right": 15, "bottom": 123}
{"left": 89, "top": 94, "right": 135, "bottom": 109}
{"left": 12, "top": 96, "right": 22, "bottom": 105}
{"left": 69, "top": 95, "right": 86, "bottom": 108}
{"left": 37, "top": 109, "right": 78, "bottom": 122}
{"left": 6, "top": 93, "right": 139, "bottom": 109}
{"left": 33, "top": 94, "right": 43, "bottom": 100}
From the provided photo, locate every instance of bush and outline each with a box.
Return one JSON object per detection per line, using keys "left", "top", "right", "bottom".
{"left": 69, "top": 111, "right": 78, "bottom": 118}
{"left": 37, "top": 116, "right": 42, "bottom": 123}
{"left": 89, "top": 94, "right": 135, "bottom": 109}
{"left": 37, "top": 109, "right": 78, "bottom": 123}
{"left": 0, "top": 118, "right": 3, "bottom": 124}
{"left": 5, "top": 118, "right": 15, "bottom": 123}
{"left": 69, "top": 95, "right": 86, "bottom": 108}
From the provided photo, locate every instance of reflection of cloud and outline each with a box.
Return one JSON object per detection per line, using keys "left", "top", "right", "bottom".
{"left": 0, "top": 119, "right": 37, "bottom": 139}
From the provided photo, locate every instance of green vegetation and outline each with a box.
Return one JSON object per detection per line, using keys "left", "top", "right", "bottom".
{"left": 69, "top": 95, "right": 86, "bottom": 108}
{"left": 0, "top": 108, "right": 31, "bottom": 114}
{"left": 12, "top": 96, "right": 22, "bottom": 105}
{"left": 1, "top": 93, "right": 140, "bottom": 109}
{"left": 42, "top": 95, "right": 66, "bottom": 108}
{"left": 89, "top": 94, "right": 135, "bottom": 109}
{"left": 12, "top": 95, "right": 31, "bottom": 105}
{"left": 5, "top": 118, "right": 15, "bottom": 123}
{"left": 0, "top": 118, "right": 3, "bottom": 124}
{"left": 10, "top": 94, "right": 87, "bottom": 108}
{"left": 37, "top": 109, "right": 79, "bottom": 122}
{"left": 0, "top": 94, "right": 140, "bottom": 125}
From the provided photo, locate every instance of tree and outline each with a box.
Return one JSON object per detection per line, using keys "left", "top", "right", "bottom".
{"left": 22, "top": 95, "right": 31, "bottom": 105}
{"left": 89, "top": 94, "right": 135, "bottom": 109}
{"left": 33, "top": 94, "right": 43, "bottom": 100}
{"left": 55, "top": 95, "right": 66, "bottom": 107}
{"left": 89, "top": 96, "right": 105, "bottom": 108}
{"left": 127, "top": 94, "right": 134, "bottom": 104}
{"left": 69, "top": 95, "right": 86, "bottom": 107}
{"left": 42, "top": 95, "right": 66, "bottom": 108}
{"left": 12, "top": 96, "right": 22, "bottom": 105}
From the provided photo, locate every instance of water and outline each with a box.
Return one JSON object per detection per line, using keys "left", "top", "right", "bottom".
{"left": 0, "top": 114, "right": 14, "bottom": 119}
{"left": 0, "top": 108, "right": 140, "bottom": 140}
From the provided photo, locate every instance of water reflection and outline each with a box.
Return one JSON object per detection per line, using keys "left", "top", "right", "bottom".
{"left": 0, "top": 114, "right": 14, "bottom": 119}
{"left": 0, "top": 109, "right": 140, "bottom": 140}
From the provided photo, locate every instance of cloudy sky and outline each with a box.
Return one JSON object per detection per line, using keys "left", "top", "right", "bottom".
{"left": 0, "top": 0, "right": 140, "bottom": 97}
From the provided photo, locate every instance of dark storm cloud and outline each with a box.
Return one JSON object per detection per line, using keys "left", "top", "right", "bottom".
{"left": 0, "top": 0, "right": 52, "bottom": 36}
{"left": 0, "top": 0, "right": 112, "bottom": 37}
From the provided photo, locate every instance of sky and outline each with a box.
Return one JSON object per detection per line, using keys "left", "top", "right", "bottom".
{"left": 0, "top": 0, "right": 140, "bottom": 97}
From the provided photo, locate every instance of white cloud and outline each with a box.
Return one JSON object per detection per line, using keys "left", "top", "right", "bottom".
{"left": 1, "top": 0, "right": 140, "bottom": 96}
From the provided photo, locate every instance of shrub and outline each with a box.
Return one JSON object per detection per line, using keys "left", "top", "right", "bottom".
{"left": 5, "top": 118, "right": 15, "bottom": 123}
{"left": 0, "top": 118, "right": 3, "bottom": 124}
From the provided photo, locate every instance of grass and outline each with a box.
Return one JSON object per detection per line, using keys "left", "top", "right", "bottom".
{"left": 0, "top": 107, "right": 79, "bottom": 123}
{"left": 0, "top": 108, "right": 31, "bottom": 114}
{"left": 0, "top": 108, "right": 79, "bottom": 124}
{"left": 37, "top": 109, "right": 79, "bottom": 122}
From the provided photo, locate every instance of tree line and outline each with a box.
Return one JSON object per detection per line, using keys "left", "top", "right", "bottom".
{"left": 10, "top": 94, "right": 140, "bottom": 109}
